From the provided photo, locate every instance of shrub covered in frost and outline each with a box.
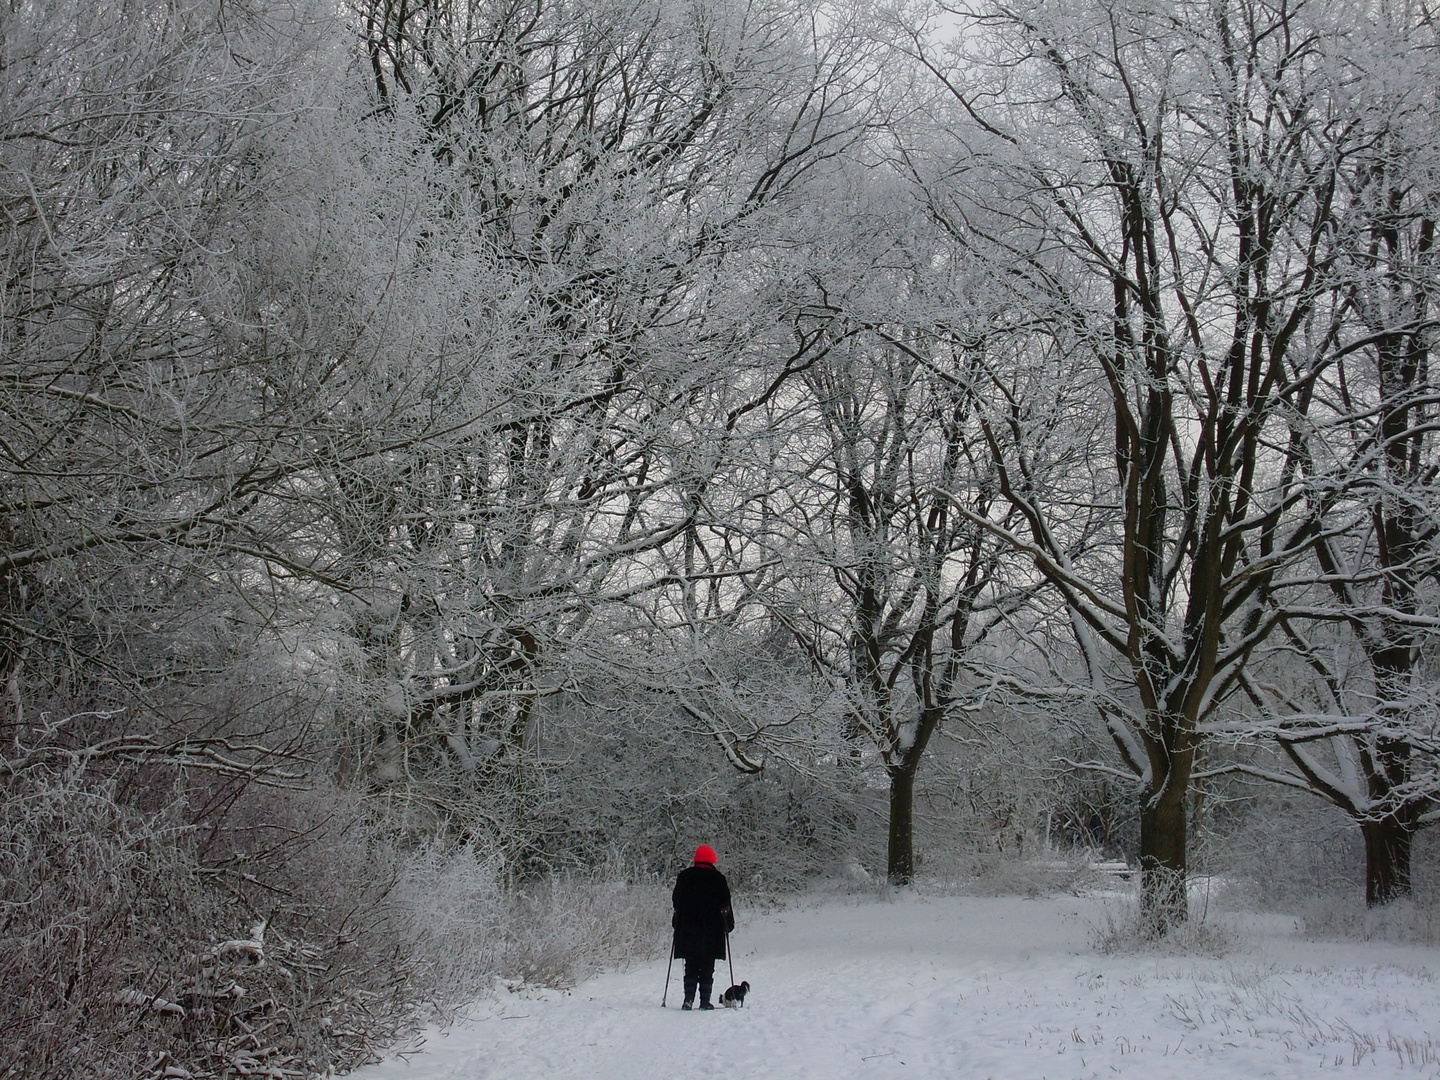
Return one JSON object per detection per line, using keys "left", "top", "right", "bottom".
{"left": 0, "top": 769, "right": 668, "bottom": 1079}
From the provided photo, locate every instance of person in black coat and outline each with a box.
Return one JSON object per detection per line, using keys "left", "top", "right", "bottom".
{"left": 671, "top": 844, "right": 733, "bottom": 1010}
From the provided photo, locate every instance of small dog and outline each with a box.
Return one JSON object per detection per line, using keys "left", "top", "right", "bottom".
{"left": 719, "top": 980, "right": 750, "bottom": 1008}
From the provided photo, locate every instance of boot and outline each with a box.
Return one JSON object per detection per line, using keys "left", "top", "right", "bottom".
{"left": 698, "top": 984, "right": 714, "bottom": 1010}
{"left": 682, "top": 973, "right": 697, "bottom": 1010}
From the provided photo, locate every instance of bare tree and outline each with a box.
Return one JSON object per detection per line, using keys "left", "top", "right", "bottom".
{"left": 792, "top": 328, "right": 1015, "bottom": 884}
{"left": 316, "top": 0, "right": 888, "bottom": 857}
{"left": 686, "top": 184, "right": 1028, "bottom": 883}
{"left": 1229, "top": 7, "right": 1440, "bottom": 905}
{"left": 901, "top": 0, "right": 1389, "bottom": 926}
{"left": 1, "top": 0, "right": 339, "bottom": 752}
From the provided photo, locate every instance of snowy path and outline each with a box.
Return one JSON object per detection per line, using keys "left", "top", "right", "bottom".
{"left": 351, "top": 894, "right": 1440, "bottom": 1079}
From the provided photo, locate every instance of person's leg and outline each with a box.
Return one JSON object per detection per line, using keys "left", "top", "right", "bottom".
{"left": 697, "top": 958, "right": 716, "bottom": 1009}
{"left": 682, "top": 958, "right": 699, "bottom": 1008}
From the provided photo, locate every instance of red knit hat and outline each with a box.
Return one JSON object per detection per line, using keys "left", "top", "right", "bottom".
{"left": 693, "top": 844, "right": 718, "bottom": 866}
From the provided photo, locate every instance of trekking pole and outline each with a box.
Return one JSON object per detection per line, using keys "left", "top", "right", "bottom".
{"left": 661, "top": 941, "right": 675, "bottom": 1007}
{"left": 725, "top": 930, "right": 735, "bottom": 990}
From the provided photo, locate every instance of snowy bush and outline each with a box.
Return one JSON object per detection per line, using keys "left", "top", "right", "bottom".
{"left": 395, "top": 845, "right": 669, "bottom": 999}
{"left": 0, "top": 770, "right": 221, "bottom": 1079}
{"left": 0, "top": 766, "right": 671, "bottom": 1079}
{"left": 963, "top": 852, "right": 1105, "bottom": 899}
{"left": 511, "top": 686, "right": 869, "bottom": 895}
{"left": 1299, "top": 895, "right": 1440, "bottom": 946}
{"left": 0, "top": 769, "right": 413, "bottom": 1079}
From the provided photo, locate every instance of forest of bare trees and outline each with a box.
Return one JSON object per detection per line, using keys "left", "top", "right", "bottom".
{"left": 3, "top": 0, "right": 1437, "bottom": 1074}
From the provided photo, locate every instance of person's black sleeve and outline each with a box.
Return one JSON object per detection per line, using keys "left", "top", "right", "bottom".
{"left": 722, "top": 876, "right": 734, "bottom": 933}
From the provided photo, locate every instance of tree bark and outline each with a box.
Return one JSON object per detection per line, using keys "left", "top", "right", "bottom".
{"left": 1138, "top": 786, "right": 1187, "bottom": 932}
{"left": 1362, "top": 816, "right": 1413, "bottom": 907}
{"left": 887, "top": 766, "right": 917, "bottom": 886}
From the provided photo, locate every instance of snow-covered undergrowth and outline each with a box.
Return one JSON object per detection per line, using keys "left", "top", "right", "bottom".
{"left": 398, "top": 848, "right": 669, "bottom": 1001}
{"left": 1300, "top": 895, "right": 1440, "bottom": 947}
{"left": 0, "top": 771, "right": 668, "bottom": 1079}
{"left": 1087, "top": 872, "right": 1241, "bottom": 956}
{"left": 1089, "top": 900, "right": 1241, "bottom": 957}
{"left": 350, "top": 892, "right": 1440, "bottom": 1080}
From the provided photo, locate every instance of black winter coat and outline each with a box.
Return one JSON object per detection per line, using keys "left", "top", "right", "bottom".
{"left": 671, "top": 864, "right": 733, "bottom": 960}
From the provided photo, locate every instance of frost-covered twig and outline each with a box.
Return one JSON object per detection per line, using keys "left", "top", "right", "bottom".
{"left": 114, "top": 989, "right": 186, "bottom": 1015}
{"left": 210, "top": 919, "right": 268, "bottom": 966}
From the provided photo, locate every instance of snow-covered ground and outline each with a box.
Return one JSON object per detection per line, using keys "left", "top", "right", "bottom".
{"left": 351, "top": 892, "right": 1440, "bottom": 1079}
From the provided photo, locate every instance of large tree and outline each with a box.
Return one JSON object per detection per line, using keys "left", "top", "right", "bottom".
{"left": 902, "top": 0, "right": 1389, "bottom": 926}
{"left": 688, "top": 183, "right": 1026, "bottom": 883}
{"left": 1231, "top": 4, "right": 1440, "bottom": 905}
{"left": 323, "top": 0, "right": 887, "bottom": 854}
{"left": 794, "top": 327, "right": 1012, "bottom": 885}
{"left": 0, "top": 0, "right": 423, "bottom": 768}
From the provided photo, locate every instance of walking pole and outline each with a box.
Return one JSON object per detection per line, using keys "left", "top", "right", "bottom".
{"left": 725, "top": 930, "right": 735, "bottom": 990}
{"left": 661, "top": 941, "right": 675, "bottom": 1007}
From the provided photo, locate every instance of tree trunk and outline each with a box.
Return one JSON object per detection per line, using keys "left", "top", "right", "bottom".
{"left": 1138, "top": 787, "right": 1187, "bottom": 933}
{"left": 887, "top": 766, "right": 917, "bottom": 886}
{"left": 1362, "top": 815, "right": 1413, "bottom": 907}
